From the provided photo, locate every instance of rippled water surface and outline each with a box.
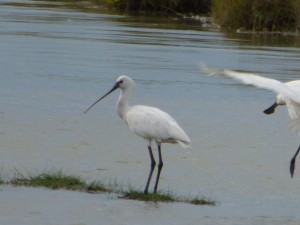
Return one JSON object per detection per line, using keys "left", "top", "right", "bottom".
{"left": 1, "top": 1, "right": 300, "bottom": 224}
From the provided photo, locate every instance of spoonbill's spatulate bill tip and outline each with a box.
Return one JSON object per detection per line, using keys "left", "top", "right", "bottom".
{"left": 263, "top": 102, "right": 278, "bottom": 115}
{"left": 84, "top": 75, "right": 191, "bottom": 193}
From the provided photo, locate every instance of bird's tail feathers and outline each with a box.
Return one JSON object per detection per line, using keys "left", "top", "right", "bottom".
{"left": 178, "top": 141, "right": 192, "bottom": 149}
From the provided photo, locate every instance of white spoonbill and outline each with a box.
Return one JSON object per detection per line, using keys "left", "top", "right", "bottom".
{"left": 199, "top": 62, "right": 300, "bottom": 178}
{"left": 84, "top": 75, "right": 191, "bottom": 194}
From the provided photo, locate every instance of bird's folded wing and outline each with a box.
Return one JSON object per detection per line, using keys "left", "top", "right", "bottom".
{"left": 126, "top": 106, "right": 191, "bottom": 148}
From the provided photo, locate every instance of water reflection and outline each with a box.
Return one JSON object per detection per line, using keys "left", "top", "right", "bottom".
{"left": 226, "top": 31, "right": 300, "bottom": 47}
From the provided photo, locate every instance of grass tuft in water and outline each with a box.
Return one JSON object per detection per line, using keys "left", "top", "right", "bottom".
{"left": 189, "top": 196, "right": 216, "bottom": 206}
{"left": 122, "top": 190, "right": 175, "bottom": 202}
{"left": 6, "top": 169, "right": 216, "bottom": 206}
{"left": 10, "top": 169, "right": 86, "bottom": 191}
{"left": 86, "top": 180, "right": 109, "bottom": 193}
{"left": 9, "top": 169, "right": 110, "bottom": 193}
{"left": 121, "top": 189, "right": 216, "bottom": 206}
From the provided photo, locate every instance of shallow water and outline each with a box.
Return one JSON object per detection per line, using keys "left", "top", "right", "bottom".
{"left": 1, "top": 1, "right": 300, "bottom": 224}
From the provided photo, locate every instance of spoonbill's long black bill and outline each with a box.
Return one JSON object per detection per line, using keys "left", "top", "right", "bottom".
{"left": 263, "top": 102, "right": 278, "bottom": 114}
{"left": 84, "top": 82, "right": 119, "bottom": 114}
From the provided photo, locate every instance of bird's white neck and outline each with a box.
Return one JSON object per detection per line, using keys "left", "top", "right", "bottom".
{"left": 116, "top": 84, "right": 135, "bottom": 120}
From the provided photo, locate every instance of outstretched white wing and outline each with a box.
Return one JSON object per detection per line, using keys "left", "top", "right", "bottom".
{"left": 199, "top": 62, "right": 300, "bottom": 106}
{"left": 224, "top": 70, "right": 300, "bottom": 105}
{"left": 199, "top": 62, "right": 300, "bottom": 132}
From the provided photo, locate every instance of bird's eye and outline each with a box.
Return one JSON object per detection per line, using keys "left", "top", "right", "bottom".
{"left": 119, "top": 80, "right": 123, "bottom": 84}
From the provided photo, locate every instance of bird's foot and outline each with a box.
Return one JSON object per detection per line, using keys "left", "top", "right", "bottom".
{"left": 290, "top": 158, "right": 296, "bottom": 178}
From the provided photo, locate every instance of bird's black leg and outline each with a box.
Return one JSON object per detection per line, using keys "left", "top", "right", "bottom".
{"left": 263, "top": 102, "right": 278, "bottom": 115}
{"left": 154, "top": 143, "right": 163, "bottom": 193}
{"left": 144, "top": 146, "right": 156, "bottom": 194}
{"left": 290, "top": 145, "right": 300, "bottom": 178}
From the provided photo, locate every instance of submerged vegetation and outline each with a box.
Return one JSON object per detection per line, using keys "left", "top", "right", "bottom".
{"left": 2, "top": 169, "right": 215, "bottom": 206}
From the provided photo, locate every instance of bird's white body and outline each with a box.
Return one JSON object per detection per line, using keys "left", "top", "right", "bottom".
{"left": 85, "top": 75, "right": 191, "bottom": 193}
{"left": 115, "top": 76, "right": 191, "bottom": 148}
{"left": 125, "top": 105, "right": 191, "bottom": 148}
{"left": 199, "top": 62, "right": 300, "bottom": 177}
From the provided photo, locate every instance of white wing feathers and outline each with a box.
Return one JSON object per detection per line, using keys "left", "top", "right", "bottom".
{"left": 284, "top": 98, "right": 300, "bottom": 120}
{"left": 126, "top": 106, "right": 191, "bottom": 148}
{"left": 199, "top": 62, "right": 300, "bottom": 133}
{"left": 199, "top": 62, "right": 300, "bottom": 106}
{"left": 223, "top": 70, "right": 300, "bottom": 106}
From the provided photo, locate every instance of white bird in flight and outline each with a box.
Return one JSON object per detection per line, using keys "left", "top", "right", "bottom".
{"left": 84, "top": 75, "right": 191, "bottom": 194}
{"left": 199, "top": 62, "right": 300, "bottom": 178}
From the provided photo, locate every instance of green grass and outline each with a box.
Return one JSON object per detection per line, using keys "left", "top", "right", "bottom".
{"left": 122, "top": 190, "right": 175, "bottom": 202}
{"left": 121, "top": 189, "right": 216, "bottom": 206}
{"left": 5, "top": 169, "right": 215, "bottom": 206}
{"left": 185, "top": 195, "right": 216, "bottom": 206}
{"left": 10, "top": 170, "right": 87, "bottom": 190}
{"left": 86, "top": 180, "right": 109, "bottom": 193}
{"left": 10, "top": 169, "right": 108, "bottom": 192}
{"left": 4, "top": 0, "right": 300, "bottom": 31}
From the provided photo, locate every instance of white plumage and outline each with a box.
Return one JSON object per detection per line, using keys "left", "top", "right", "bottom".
{"left": 199, "top": 62, "right": 300, "bottom": 178}
{"left": 84, "top": 75, "right": 191, "bottom": 193}
{"left": 126, "top": 106, "right": 190, "bottom": 148}
{"left": 263, "top": 80, "right": 300, "bottom": 120}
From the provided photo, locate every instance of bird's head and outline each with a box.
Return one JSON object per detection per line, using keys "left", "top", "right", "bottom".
{"left": 275, "top": 94, "right": 286, "bottom": 105}
{"left": 84, "top": 75, "right": 135, "bottom": 114}
{"left": 115, "top": 75, "right": 135, "bottom": 90}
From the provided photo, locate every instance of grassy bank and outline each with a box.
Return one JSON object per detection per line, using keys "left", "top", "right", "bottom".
{"left": 212, "top": 0, "right": 300, "bottom": 32}
{"left": 55, "top": 0, "right": 300, "bottom": 31}
{"left": 8, "top": 0, "right": 300, "bottom": 31}
{"left": 4, "top": 169, "right": 216, "bottom": 206}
